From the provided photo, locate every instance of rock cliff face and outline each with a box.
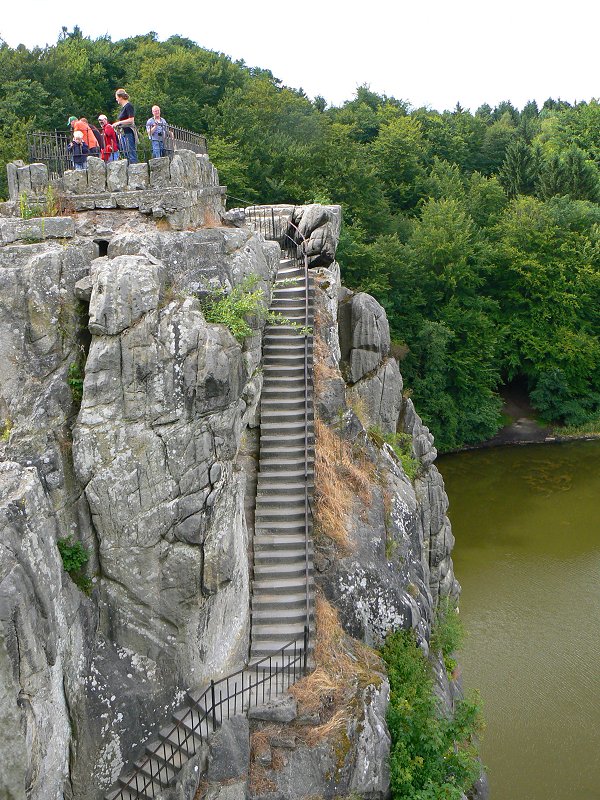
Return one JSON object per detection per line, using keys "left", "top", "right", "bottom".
{"left": 0, "top": 155, "right": 280, "bottom": 799}
{"left": 313, "top": 260, "right": 459, "bottom": 645}
{"left": 0, "top": 168, "right": 463, "bottom": 800}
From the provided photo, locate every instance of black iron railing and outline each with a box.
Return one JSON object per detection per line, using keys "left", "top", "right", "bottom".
{"left": 27, "top": 125, "right": 207, "bottom": 179}
{"left": 112, "top": 631, "right": 308, "bottom": 799}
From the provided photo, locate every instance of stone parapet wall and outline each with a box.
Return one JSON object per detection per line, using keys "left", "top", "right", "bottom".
{"left": 5, "top": 149, "right": 226, "bottom": 231}
{"left": 65, "top": 185, "right": 225, "bottom": 230}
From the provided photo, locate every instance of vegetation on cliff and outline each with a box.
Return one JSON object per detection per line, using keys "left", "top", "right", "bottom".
{"left": 382, "top": 628, "right": 483, "bottom": 799}
{"left": 3, "top": 29, "right": 600, "bottom": 448}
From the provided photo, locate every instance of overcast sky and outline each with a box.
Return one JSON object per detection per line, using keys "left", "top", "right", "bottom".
{"left": 2, "top": 0, "right": 599, "bottom": 112}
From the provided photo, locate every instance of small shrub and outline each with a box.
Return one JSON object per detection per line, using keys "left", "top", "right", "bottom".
{"left": 57, "top": 536, "right": 92, "bottom": 594}
{"left": 200, "top": 274, "right": 310, "bottom": 342}
{"left": 368, "top": 427, "right": 421, "bottom": 481}
{"left": 68, "top": 361, "right": 84, "bottom": 404}
{"left": 431, "top": 598, "right": 465, "bottom": 676}
{"left": 0, "top": 418, "right": 12, "bottom": 442}
{"left": 382, "top": 628, "right": 483, "bottom": 799}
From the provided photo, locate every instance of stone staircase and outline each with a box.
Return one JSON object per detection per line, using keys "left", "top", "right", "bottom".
{"left": 250, "top": 258, "right": 315, "bottom": 664}
{"left": 104, "top": 255, "right": 315, "bottom": 799}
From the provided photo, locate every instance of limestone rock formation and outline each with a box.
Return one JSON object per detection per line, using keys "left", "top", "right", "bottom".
{"left": 0, "top": 175, "right": 465, "bottom": 800}
{"left": 0, "top": 159, "right": 284, "bottom": 798}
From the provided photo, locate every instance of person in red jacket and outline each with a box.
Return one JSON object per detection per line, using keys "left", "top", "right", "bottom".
{"left": 98, "top": 115, "right": 119, "bottom": 162}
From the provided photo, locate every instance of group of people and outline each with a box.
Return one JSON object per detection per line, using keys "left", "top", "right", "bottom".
{"left": 67, "top": 89, "right": 172, "bottom": 170}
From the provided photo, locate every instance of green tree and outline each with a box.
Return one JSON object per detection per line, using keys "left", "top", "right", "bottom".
{"left": 499, "top": 138, "right": 540, "bottom": 197}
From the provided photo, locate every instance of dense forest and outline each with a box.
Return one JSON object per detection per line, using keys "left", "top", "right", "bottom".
{"left": 2, "top": 28, "right": 600, "bottom": 450}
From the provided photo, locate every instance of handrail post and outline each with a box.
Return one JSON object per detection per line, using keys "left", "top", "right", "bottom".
{"left": 210, "top": 680, "right": 217, "bottom": 732}
{"left": 303, "top": 249, "right": 310, "bottom": 646}
{"left": 303, "top": 625, "right": 309, "bottom": 673}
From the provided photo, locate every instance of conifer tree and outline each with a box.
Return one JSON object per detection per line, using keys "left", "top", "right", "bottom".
{"left": 499, "top": 138, "right": 539, "bottom": 197}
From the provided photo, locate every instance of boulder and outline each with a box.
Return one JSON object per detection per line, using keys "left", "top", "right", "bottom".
{"left": 206, "top": 717, "right": 250, "bottom": 782}
{"left": 351, "top": 359, "right": 403, "bottom": 434}
{"left": 88, "top": 255, "right": 162, "bottom": 335}
{"left": 338, "top": 292, "right": 391, "bottom": 383}
{"left": 149, "top": 157, "right": 172, "bottom": 189}
{"left": 29, "top": 162, "right": 49, "bottom": 193}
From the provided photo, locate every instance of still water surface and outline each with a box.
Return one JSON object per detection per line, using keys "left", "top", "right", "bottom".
{"left": 438, "top": 441, "right": 600, "bottom": 800}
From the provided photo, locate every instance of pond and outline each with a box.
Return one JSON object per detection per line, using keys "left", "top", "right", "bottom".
{"left": 438, "top": 441, "right": 600, "bottom": 800}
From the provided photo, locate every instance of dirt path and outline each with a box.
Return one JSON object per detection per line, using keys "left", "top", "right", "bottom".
{"left": 480, "top": 383, "right": 553, "bottom": 447}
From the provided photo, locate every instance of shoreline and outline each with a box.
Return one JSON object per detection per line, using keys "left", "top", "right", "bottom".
{"left": 441, "top": 422, "right": 600, "bottom": 456}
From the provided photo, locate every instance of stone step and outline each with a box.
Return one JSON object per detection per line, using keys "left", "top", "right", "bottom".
{"left": 252, "top": 575, "right": 315, "bottom": 593}
{"left": 263, "top": 331, "right": 310, "bottom": 342}
{"left": 254, "top": 506, "right": 304, "bottom": 523}
{"left": 261, "top": 395, "right": 313, "bottom": 406}
{"left": 158, "top": 721, "right": 202, "bottom": 758}
{"left": 261, "top": 375, "right": 309, "bottom": 387}
{"left": 254, "top": 546, "right": 313, "bottom": 564}
{"left": 260, "top": 436, "right": 315, "bottom": 450}
{"left": 263, "top": 341, "right": 313, "bottom": 352}
{"left": 116, "top": 774, "right": 155, "bottom": 800}
{"left": 260, "top": 411, "right": 314, "bottom": 426}
{"left": 254, "top": 524, "right": 313, "bottom": 538}
{"left": 133, "top": 754, "right": 175, "bottom": 787}
{"left": 255, "top": 479, "right": 313, "bottom": 492}
{"left": 269, "top": 305, "right": 314, "bottom": 316}
{"left": 251, "top": 604, "right": 314, "bottom": 622}
{"left": 250, "top": 639, "right": 314, "bottom": 660}
{"left": 253, "top": 534, "right": 313, "bottom": 550}
{"left": 262, "top": 366, "right": 310, "bottom": 378}
{"left": 252, "top": 595, "right": 314, "bottom": 613}
{"left": 269, "top": 307, "right": 313, "bottom": 318}
{"left": 252, "top": 620, "right": 313, "bottom": 639}
{"left": 276, "top": 265, "right": 305, "bottom": 276}
{"left": 260, "top": 428, "right": 314, "bottom": 442}
{"left": 272, "top": 288, "right": 313, "bottom": 299}
{"left": 255, "top": 510, "right": 308, "bottom": 526}
{"left": 254, "top": 561, "right": 313, "bottom": 579}
{"left": 257, "top": 471, "right": 314, "bottom": 484}
{"left": 260, "top": 441, "right": 314, "bottom": 455}
{"left": 143, "top": 739, "right": 190, "bottom": 771}
{"left": 255, "top": 497, "right": 309, "bottom": 512}
{"left": 258, "top": 455, "right": 314, "bottom": 469}
{"left": 105, "top": 786, "right": 145, "bottom": 800}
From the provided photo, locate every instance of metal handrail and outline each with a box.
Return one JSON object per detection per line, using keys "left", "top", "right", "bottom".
{"left": 26, "top": 126, "right": 207, "bottom": 179}
{"left": 113, "top": 634, "right": 308, "bottom": 798}
{"left": 226, "top": 196, "right": 313, "bottom": 639}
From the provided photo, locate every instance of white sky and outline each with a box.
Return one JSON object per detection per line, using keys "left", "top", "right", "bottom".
{"left": 2, "top": 0, "right": 599, "bottom": 112}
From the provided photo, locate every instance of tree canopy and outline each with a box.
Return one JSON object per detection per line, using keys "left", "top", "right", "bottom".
{"left": 2, "top": 30, "right": 599, "bottom": 449}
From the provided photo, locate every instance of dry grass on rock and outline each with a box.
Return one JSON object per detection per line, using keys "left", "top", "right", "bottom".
{"left": 290, "top": 595, "right": 384, "bottom": 746}
{"left": 314, "top": 418, "right": 374, "bottom": 552}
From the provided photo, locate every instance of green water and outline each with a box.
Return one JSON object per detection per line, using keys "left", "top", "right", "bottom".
{"left": 438, "top": 441, "right": 600, "bottom": 800}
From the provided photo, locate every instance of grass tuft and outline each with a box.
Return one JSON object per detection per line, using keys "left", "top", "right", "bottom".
{"left": 314, "top": 419, "right": 374, "bottom": 551}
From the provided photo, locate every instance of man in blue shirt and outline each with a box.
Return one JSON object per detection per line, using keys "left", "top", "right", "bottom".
{"left": 146, "top": 106, "right": 171, "bottom": 159}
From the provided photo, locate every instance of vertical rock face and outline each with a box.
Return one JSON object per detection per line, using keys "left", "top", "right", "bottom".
{"left": 1, "top": 193, "right": 462, "bottom": 800}
{"left": 314, "top": 259, "right": 460, "bottom": 649}
{"left": 0, "top": 461, "right": 88, "bottom": 800}
{"left": 0, "top": 201, "right": 280, "bottom": 798}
